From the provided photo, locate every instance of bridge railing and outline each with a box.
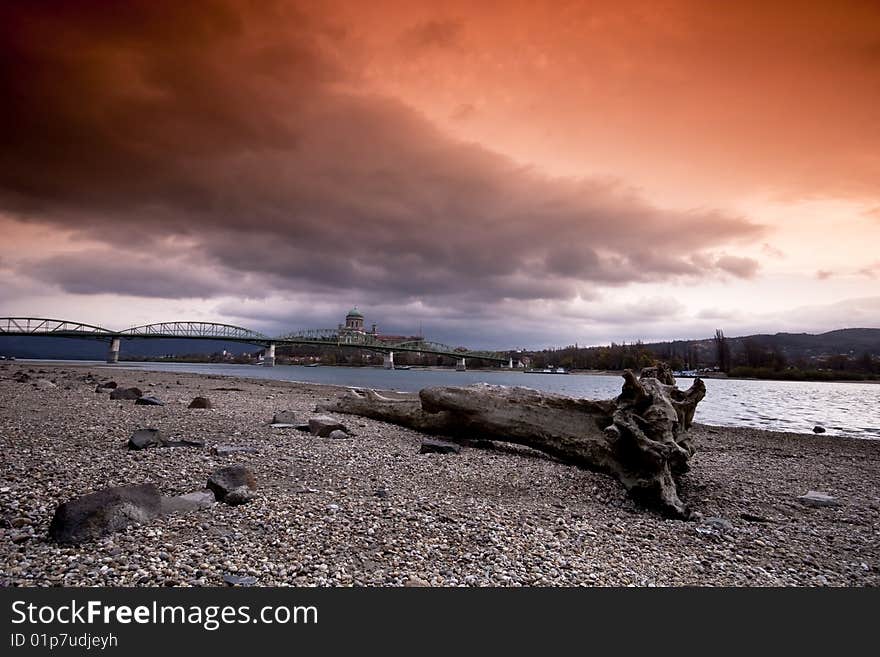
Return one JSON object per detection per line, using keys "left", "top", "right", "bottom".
{"left": 121, "top": 322, "right": 269, "bottom": 341}
{"left": 0, "top": 317, "right": 114, "bottom": 335}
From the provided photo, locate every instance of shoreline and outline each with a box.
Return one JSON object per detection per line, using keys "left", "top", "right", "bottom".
{"left": 1, "top": 362, "right": 878, "bottom": 587}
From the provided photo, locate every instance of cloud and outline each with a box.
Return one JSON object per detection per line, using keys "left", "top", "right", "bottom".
{"left": 0, "top": 1, "right": 770, "bottom": 347}
{"left": 715, "top": 255, "right": 760, "bottom": 279}
{"left": 816, "top": 270, "right": 834, "bottom": 280}
{"left": 761, "top": 243, "right": 785, "bottom": 258}
{"left": 22, "top": 250, "right": 245, "bottom": 299}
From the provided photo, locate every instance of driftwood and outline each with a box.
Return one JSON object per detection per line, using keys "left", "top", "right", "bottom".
{"left": 319, "top": 366, "right": 706, "bottom": 517}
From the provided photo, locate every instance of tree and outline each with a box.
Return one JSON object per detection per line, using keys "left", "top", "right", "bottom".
{"left": 714, "top": 329, "right": 731, "bottom": 372}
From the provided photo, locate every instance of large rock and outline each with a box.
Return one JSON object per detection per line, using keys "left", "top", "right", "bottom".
{"left": 110, "top": 387, "right": 143, "bottom": 400}
{"left": 188, "top": 396, "right": 212, "bottom": 409}
{"left": 272, "top": 410, "right": 298, "bottom": 424}
{"left": 129, "top": 428, "right": 164, "bottom": 450}
{"left": 48, "top": 484, "right": 162, "bottom": 544}
{"left": 207, "top": 466, "right": 257, "bottom": 505}
{"left": 128, "top": 428, "right": 203, "bottom": 450}
{"left": 161, "top": 490, "right": 216, "bottom": 513}
{"left": 97, "top": 381, "right": 118, "bottom": 390}
{"left": 798, "top": 491, "right": 841, "bottom": 507}
{"left": 135, "top": 396, "right": 165, "bottom": 406}
{"left": 308, "top": 415, "right": 348, "bottom": 437}
{"left": 419, "top": 439, "right": 461, "bottom": 455}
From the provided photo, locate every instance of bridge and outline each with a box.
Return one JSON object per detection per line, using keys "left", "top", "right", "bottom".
{"left": 0, "top": 317, "right": 513, "bottom": 370}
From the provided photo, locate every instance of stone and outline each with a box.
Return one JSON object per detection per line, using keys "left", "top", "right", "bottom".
{"left": 404, "top": 576, "right": 431, "bottom": 587}
{"left": 110, "top": 387, "right": 143, "bottom": 400}
{"left": 207, "top": 465, "right": 257, "bottom": 505}
{"left": 212, "top": 445, "right": 259, "bottom": 457}
{"left": 98, "top": 381, "right": 118, "bottom": 390}
{"left": 129, "top": 428, "right": 165, "bottom": 450}
{"left": 269, "top": 423, "right": 298, "bottom": 429}
{"left": 135, "top": 396, "right": 165, "bottom": 406}
{"left": 161, "top": 490, "right": 216, "bottom": 513}
{"left": 223, "top": 574, "right": 257, "bottom": 586}
{"left": 813, "top": 426, "right": 826, "bottom": 434}
{"left": 308, "top": 415, "right": 347, "bottom": 437}
{"left": 164, "top": 438, "right": 204, "bottom": 449}
{"left": 419, "top": 439, "right": 462, "bottom": 455}
{"left": 272, "top": 410, "right": 298, "bottom": 424}
{"left": 188, "top": 396, "right": 212, "bottom": 409}
{"left": 34, "top": 379, "right": 57, "bottom": 389}
{"left": 797, "top": 491, "right": 841, "bottom": 507}
{"left": 328, "top": 429, "right": 348, "bottom": 440}
{"left": 48, "top": 484, "right": 163, "bottom": 544}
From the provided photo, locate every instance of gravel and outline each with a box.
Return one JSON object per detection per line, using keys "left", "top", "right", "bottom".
{"left": 1, "top": 362, "right": 878, "bottom": 587}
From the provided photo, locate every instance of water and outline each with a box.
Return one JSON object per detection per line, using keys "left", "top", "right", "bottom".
{"left": 23, "top": 360, "right": 880, "bottom": 439}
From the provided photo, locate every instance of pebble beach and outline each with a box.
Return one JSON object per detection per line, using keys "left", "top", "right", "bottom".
{"left": 1, "top": 362, "right": 878, "bottom": 587}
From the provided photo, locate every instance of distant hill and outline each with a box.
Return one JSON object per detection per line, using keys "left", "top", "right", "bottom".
{"left": 0, "top": 336, "right": 257, "bottom": 360}
{"left": 644, "top": 328, "right": 880, "bottom": 364}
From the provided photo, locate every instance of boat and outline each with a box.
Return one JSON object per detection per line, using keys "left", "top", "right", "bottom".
{"left": 305, "top": 362, "right": 321, "bottom": 367}
{"left": 394, "top": 365, "right": 412, "bottom": 370}
{"left": 523, "top": 367, "right": 569, "bottom": 374}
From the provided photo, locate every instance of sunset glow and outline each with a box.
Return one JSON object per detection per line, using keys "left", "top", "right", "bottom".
{"left": 1, "top": 0, "right": 878, "bottom": 347}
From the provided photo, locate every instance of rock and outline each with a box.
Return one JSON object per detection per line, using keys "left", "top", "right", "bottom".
{"left": 110, "top": 387, "right": 143, "bottom": 400}
{"left": 797, "top": 490, "right": 841, "bottom": 507}
{"left": 207, "top": 465, "right": 257, "bottom": 505}
{"left": 97, "top": 381, "right": 118, "bottom": 390}
{"left": 269, "top": 423, "right": 298, "bottom": 429}
{"left": 328, "top": 429, "right": 348, "bottom": 440}
{"left": 404, "top": 576, "right": 431, "bottom": 587}
{"left": 34, "top": 379, "right": 57, "bottom": 389}
{"left": 225, "top": 487, "right": 255, "bottom": 505}
{"left": 272, "top": 410, "right": 298, "bottom": 424}
{"left": 295, "top": 423, "right": 311, "bottom": 432}
{"left": 700, "top": 517, "right": 734, "bottom": 533}
{"left": 223, "top": 574, "right": 257, "bottom": 586}
{"left": 308, "top": 415, "right": 348, "bottom": 437}
{"left": 375, "top": 487, "right": 389, "bottom": 499}
{"left": 212, "top": 445, "right": 259, "bottom": 457}
{"left": 161, "top": 490, "right": 216, "bottom": 513}
{"left": 188, "top": 396, "right": 212, "bottom": 409}
{"left": 128, "top": 428, "right": 165, "bottom": 450}
{"left": 419, "top": 439, "right": 462, "bottom": 455}
{"left": 135, "top": 396, "right": 165, "bottom": 406}
{"left": 129, "top": 428, "right": 203, "bottom": 450}
{"left": 813, "top": 426, "right": 826, "bottom": 434}
{"left": 48, "top": 484, "right": 163, "bottom": 544}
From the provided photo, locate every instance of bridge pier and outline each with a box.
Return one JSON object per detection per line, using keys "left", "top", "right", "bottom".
{"left": 263, "top": 342, "right": 276, "bottom": 367}
{"left": 456, "top": 357, "right": 466, "bottom": 371}
{"left": 106, "top": 337, "right": 120, "bottom": 363}
{"left": 383, "top": 352, "right": 395, "bottom": 369}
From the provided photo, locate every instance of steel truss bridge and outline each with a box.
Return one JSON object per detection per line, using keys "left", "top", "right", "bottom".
{"left": 0, "top": 317, "right": 512, "bottom": 368}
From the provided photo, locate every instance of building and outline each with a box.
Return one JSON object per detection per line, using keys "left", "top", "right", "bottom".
{"left": 337, "top": 307, "right": 420, "bottom": 344}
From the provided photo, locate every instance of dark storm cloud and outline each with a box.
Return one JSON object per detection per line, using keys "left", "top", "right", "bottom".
{"left": 24, "top": 251, "right": 234, "bottom": 299}
{"left": 0, "top": 1, "right": 763, "bottom": 310}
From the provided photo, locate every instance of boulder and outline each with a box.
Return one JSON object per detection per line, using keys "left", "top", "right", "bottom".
{"left": 48, "top": 484, "right": 162, "bottom": 544}
{"left": 308, "top": 415, "right": 348, "bottom": 437}
{"left": 135, "top": 396, "right": 165, "bottom": 406}
{"left": 419, "top": 439, "right": 462, "bottom": 455}
{"left": 272, "top": 410, "right": 298, "bottom": 424}
{"left": 797, "top": 491, "right": 841, "bottom": 507}
{"left": 207, "top": 465, "right": 257, "bottom": 505}
{"left": 188, "top": 396, "right": 212, "bottom": 409}
{"left": 328, "top": 429, "right": 348, "bottom": 440}
{"left": 129, "top": 428, "right": 165, "bottom": 450}
{"left": 161, "top": 490, "right": 216, "bottom": 513}
{"left": 110, "top": 387, "right": 143, "bottom": 400}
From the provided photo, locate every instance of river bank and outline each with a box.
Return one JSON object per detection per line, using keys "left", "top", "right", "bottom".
{"left": 1, "top": 362, "right": 878, "bottom": 586}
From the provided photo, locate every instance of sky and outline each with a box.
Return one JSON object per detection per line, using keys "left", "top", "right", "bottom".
{"left": 0, "top": 0, "right": 878, "bottom": 349}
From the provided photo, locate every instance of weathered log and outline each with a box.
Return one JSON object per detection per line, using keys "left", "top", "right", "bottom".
{"left": 319, "top": 368, "right": 706, "bottom": 517}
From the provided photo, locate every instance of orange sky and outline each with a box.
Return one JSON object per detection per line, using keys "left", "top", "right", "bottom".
{"left": 0, "top": 0, "right": 878, "bottom": 346}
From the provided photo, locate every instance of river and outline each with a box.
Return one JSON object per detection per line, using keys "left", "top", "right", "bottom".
{"left": 21, "top": 360, "right": 880, "bottom": 439}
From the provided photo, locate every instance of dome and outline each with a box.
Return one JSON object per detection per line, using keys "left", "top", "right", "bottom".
{"left": 346, "top": 306, "right": 364, "bottom": 318}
